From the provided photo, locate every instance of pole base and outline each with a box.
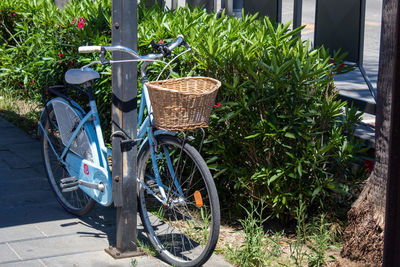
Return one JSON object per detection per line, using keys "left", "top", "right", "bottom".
{"left": 105, "top": 246, "right": 146, "bottom": 259}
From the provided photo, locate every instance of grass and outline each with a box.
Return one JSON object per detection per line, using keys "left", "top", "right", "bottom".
{"left": 0, "top": 95, "right": 41, "bottom": 137}
{"left": 224, "top": 200, "right": 341, "bottom": 267}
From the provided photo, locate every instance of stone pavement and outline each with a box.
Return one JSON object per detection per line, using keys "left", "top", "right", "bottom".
{"left": 0, "top": 117, "right": 231, "bottom": 267}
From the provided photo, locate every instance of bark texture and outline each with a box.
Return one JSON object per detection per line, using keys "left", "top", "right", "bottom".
{"left": 341, "top": 0, "right": 399, "bottom": 265}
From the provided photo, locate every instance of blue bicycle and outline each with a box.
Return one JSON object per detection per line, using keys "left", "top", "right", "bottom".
{"left": 39, "top": 36, "right": 220, "bottom": 266}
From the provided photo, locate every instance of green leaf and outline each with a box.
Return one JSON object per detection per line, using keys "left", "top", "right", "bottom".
{"left": 284, "top": 132, "right": 296, "bottom": 139}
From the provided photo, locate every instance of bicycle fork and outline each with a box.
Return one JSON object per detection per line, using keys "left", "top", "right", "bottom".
{"left": 138, "top": 128, "right": 185, "bottom": 207}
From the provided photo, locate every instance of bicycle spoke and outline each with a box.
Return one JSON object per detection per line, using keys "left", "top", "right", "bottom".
{"left": 138, "top": 135, "right": 219, "bottom": 266}
{"left": 41, "top": 104, "right": 94, "bottom": 216}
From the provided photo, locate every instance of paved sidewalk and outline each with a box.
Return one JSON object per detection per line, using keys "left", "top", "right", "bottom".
{"left": 0, "top": 117, "right": 231, "bottom": 267}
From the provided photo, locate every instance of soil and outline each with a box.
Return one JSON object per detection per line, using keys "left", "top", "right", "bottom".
{"left": 215, "top": 221, "right": 372, "bottom": 267}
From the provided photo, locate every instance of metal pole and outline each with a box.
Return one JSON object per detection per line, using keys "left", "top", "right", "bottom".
{"left": 383, "top": 0, "right": 400, "bottom": 265}
{"left": 277, "top": 0, "right": 282, "bottom": 22}
{"left": 105, "top": 0, "right": 144, "bottom": 258}
{"left": 293, "top": 0, "right": 303, "bottom": 31}
{"left": 54, "top": 0, "right": 68, "bottom": 8}
{"left": 171, "top": 0, "right": 178, "bottom": 9}
{"left": 224, "top": 0, "right": 233, "bottom": 15}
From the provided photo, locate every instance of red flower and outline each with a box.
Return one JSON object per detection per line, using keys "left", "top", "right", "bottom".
{"left": 364, "top": 160, "right": 375, "bottom": 173}
{"left": 30, "top": 80, "right": 34, "bottom": 85}
{"left": 69, "top": 60, "right": 76, "bottom": 66}
{"left": 213, "top": 103, "right": 222, "bottom": 107}
{"left": 58, "top": 52, "right": 64, "bottom": 57}
{"left": 338, "top": 64, "right": 345, "bottom": 69}
{"left": 329, "top": 58, "right": 334, "bottom": 63}
{"left": 79, "top": 17, "right": 86, "bottom": 23}
{"left": 12, "top": 12, "right": 16, "bottom": 16}
{"left": 77, "top": 22, "right": 85, "bottom": 29}
{"left": 57, "top": 60, "right": 62, "bottom": 64}
{"left": 71, "top": 18, "right": 76, "bottom": 24}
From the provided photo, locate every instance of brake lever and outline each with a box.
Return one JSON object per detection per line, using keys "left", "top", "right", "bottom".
{"left": 150, "top": 40, "right": 171, "bottom": 57}
{"left": 182, "top": 40, "right": 194, "bottom": 56}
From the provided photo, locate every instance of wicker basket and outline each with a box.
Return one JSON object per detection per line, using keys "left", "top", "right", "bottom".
{"left": 146, "top": 77, "right": 221, "bottom": 131}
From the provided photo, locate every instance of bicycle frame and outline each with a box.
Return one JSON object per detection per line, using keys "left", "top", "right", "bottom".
{"left": 39, "top": 81, "right": 186, "bottom": 207}
{"left": 39, "top": 96, "right": 112, "bottom": 206}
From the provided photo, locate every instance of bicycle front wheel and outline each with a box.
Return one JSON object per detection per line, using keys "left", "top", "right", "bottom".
{"left": 40, "top": 100, "right": 95, "bottom": 216}
{"left": 138, "top": 134, "right": 220, "bottom": 266}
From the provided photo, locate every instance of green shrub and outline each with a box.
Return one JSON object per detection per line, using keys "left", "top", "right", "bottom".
{"left": 0, "top": 0, "right": 364, "bottom": 220}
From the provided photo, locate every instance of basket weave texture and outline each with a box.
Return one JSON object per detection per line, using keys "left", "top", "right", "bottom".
{"left": 146, "top": 77, "right": 221, "bottom": 131}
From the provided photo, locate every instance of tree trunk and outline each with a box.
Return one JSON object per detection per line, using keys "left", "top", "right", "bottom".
{"left": 341, "top": 0, "right": 399, "bottom": 265}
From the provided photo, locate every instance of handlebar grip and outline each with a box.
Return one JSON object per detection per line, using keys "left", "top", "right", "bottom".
{"left": 167, "top": 36, "right": 184, "bottom": 51}
{"left": 78, "top": 46, "right": 102, "bottom": 53}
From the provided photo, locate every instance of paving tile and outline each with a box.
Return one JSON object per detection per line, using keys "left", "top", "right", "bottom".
{"left": 0, "top": 189, "right": 54, "bottom": 209}
{"left": 6, "top": 142, "right": 42, "bottom": 165}
{"left": 0, "top": 225, "right": 44, "bottom": 244}
{"left": 0, "top": 160, "right": 9, "bottom": 169}
{"left": 34, "top": 218, "right": 113, "bottom": 239}
{"left": 0, "top": 259, "right": 44, "bottom": 267}
{"left": 0, "top": 176, "right": 49, "bottom": 192}
{"left": 205, "top": 254, "right": 233, "bottom": 267}
{"left": 11, "top": 233, "right": 110, "bottom": 260}
{"left": 0, "top": 243, "right": 21, "bottom": 262}
{"left": 0, "top": 151, "right": 31, "bottom": 169}
{"left": 0, "top": 167, "right": 44, "bottom": 180}
{"left": 42, "top": 250, "right": 167, "bottom": 267}
{"left": 0, "top": 118, "right": 14, "bottom": 128}
{"left": 0, "top": 128, "right": 35, "bottom": 146}
{"left": 0, "top": 202, "right": 72, "bottom": 228}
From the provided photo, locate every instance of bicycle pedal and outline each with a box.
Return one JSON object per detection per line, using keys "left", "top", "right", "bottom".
{"left": 62, "top": 185, "right": 79, "bottom": 193}
{"left": 60, "top": 176, "right": 78, "bottom": 183}
{"left": 60, "top": 176, "right": 79, "bottom": 192}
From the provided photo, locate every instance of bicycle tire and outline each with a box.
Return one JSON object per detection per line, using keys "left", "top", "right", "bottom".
{"left": 40, "top": 101, "right": 95, "bottom": 216}
{"left": 137, "top": 134, "right": 220, "bottom": 267}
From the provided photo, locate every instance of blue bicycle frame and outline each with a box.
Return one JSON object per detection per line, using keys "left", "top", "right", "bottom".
{"left": 39, "top": 81, "right": 185, "bottom": 208}
{"left": 40, "top": 36, "right": 190, "bottom": 207}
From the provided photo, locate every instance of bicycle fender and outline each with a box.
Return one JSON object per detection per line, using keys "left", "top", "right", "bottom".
{"left": 37, "top": 97, "right": 85, "bottom": 136}
{"left": 137, "top": 131, "right": 176, "bottom": 156}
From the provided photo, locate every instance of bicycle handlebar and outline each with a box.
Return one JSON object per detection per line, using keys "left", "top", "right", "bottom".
{"left": 78, "top": 45, "right": 102, "bottom": 53}
{"left": 78, "top": 35, "right": 188, "bottom": 60}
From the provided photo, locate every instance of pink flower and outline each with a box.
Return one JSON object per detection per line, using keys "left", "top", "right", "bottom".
{"left": 30, "top": 80, "right": 34, "bottom": 85}
{"left": 329, "top": 58, "right": 334, "bottom": 63}
{"left": 77, "top": 22, "right": 85, "bottom": 29}
{"left": 12, "top": 12, "right": 16, "bottom": 16}
{"left": 69, "top": 60, "right": 76, "bottom": 66}
{"left": 57, "top": 60, "right": 62, "bottom": 64}
{"left": 79, "top": 17, "right": 86, "bottom": 23}
{"left": 338, "top": 64, "right": 345, "bottom": 69}
{"left": 364, "top": 160, "right": 374, "bottom": 173}
{"left": 213, "top": 103, "right": 221, "bottom": 107}
{"left": 71, "top": 18, "right": 76, "bottom": 24}
{"left": 58, "top": 52, "right": 64, "bottom": 57}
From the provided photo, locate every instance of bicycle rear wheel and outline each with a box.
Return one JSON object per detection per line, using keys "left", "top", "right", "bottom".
{"left": 40, "top": 100, "right": 95, "bottom": 216}
{"left": 138, "top": 134, "right": 220, "bottom": 267}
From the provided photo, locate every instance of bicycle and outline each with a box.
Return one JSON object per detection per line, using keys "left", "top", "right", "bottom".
{"left": 38, "top": 36, "right": 220, "bottom": 267}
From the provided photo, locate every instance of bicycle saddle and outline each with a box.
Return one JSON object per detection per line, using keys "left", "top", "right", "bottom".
{"left": 65, "top": 68, "right": 100, "bottom": 85}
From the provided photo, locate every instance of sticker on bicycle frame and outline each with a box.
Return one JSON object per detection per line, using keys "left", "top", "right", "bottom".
{"left": 83, "top": 164, "right": 89, "bottom": 175}
{"left": 194, "top": 190, "right": 203, "bottom": 208}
